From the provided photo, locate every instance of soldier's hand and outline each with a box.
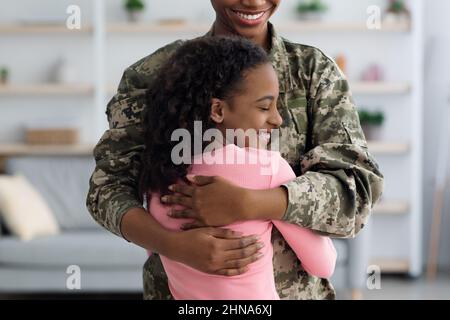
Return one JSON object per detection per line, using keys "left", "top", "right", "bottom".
{"left": 162, "top": 175, "right": 247, "bottom": 228}
{"left": 167, "top": 227, "right": 264, "bottom": 276}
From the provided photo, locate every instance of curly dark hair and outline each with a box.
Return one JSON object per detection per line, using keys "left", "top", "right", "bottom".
{"left": 139, "top": 36, "right": 270, "bottom": 198}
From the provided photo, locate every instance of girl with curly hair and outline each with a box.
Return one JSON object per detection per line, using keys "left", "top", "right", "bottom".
{"left": 139, "top": 36, "right": 337, "bottom": 300}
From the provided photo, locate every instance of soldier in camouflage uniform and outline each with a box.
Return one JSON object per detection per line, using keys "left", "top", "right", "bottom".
{"left": 87, "top": 1, "right": 384, "bottom": 300}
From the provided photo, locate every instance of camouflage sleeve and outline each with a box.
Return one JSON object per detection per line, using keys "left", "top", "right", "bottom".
{"left": 86, "top": 41, "right": 183, "bottom": 238}
{"left": 281, "top": 54, "right": 384, "bottom": 238}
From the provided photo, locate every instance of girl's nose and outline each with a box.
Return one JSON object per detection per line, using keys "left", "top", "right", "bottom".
{"left": 269, "top": 109, "right": 283, "bottom": 128}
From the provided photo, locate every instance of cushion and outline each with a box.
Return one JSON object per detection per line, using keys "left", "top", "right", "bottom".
{"left": 0, "top": 229, "right": 147, "bottom": 268}
{"left": 5, "top": 156, "right": 100, "bottom": 230}
{"left": 0, "top": 175, "right": 60, "bottom": 241}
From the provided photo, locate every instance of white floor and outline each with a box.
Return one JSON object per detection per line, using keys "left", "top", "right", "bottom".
{"left": 339, "top": 273, "right": 450, "bottom": 300}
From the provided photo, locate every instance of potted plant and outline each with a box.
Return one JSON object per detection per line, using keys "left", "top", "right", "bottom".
{"left": 384, "top": 0, "right": 410, "bottom": 25}
{"left": 0, "top": 66, "right": 9, "bottom": 85}
{"left": 124, "top": 0, "right": 145, "bottom": 23}
{"left": 358, "top": 109, "right": 385, "bottom": 141}
{"left": 296, "top": 0, "right": 328, "bottom": 21}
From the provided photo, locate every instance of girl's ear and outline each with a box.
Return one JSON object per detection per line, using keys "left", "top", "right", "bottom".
{"left": 210, "top": 98, "right": 225, "bottom": 124}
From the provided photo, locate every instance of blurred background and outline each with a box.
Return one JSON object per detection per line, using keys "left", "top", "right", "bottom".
{"left": 0, "top": 0, "right": 449, "bottom": 300}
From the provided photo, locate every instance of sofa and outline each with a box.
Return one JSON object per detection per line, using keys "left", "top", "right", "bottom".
{"left": 0, "top": 156, "right": 147, "bottom": 294}
{"left": 0, "top": 155, "right": 370, "bottom": 298}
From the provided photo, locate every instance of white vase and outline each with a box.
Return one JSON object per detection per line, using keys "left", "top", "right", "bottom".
{"left": 362, "top": 124, "right": 383, "bottom": 141}
{"left": 0, "top": 71, "right": 8, "bottom": 84}
{"left": 298, "top": 12, "right": 324, "bottom": 21}
{"left": 127, "top": 10, "right": 143, "bottom": 23}
{"left": 51, "top": 58, "right": 79, "bottom": 84}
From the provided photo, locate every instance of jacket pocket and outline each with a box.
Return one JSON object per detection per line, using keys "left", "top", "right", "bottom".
{"left": 341, "top": 121, "right": 368, "bottom": 148}
{"left": 286, "top": 88, "right": 308, "bottom": 135}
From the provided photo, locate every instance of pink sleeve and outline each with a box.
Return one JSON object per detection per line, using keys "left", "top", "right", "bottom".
{"left": 270, "top": 154, "right": 337, "bottom": 279}
{"left": 271, "top": 221, "right": 337, "bottom": 279}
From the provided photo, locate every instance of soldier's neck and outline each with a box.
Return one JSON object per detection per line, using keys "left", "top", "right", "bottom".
{"left": 212, "top": 20, "right": 271, "bottom": 52}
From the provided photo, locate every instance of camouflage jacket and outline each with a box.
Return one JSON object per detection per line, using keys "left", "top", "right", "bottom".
{"left": 87, "top": 23, "right": 384, "bottom": 300}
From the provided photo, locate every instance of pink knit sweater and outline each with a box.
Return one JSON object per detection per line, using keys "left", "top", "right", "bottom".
{"left": 148, "top": 144, "right": 336, "bottom": 300}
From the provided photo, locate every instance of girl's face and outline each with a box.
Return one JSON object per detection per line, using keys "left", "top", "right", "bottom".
{"left": 211, "top": 0, "right": 281, "bottom": 39}
{"left": 210, "top": 63, "right": 282, "bottom": 148}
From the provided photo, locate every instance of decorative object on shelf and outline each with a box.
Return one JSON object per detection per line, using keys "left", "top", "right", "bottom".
{"left": 296, "top": 0, "right": 328, "bottom": 21}
{"left": 384, "top": 0, "right": 410, "bottom": 25}
{"left": 361, "top": 63, "right": 384, "bottom": 82}
{"left": 0, "top": 66, "right": 9, "bottom": 85}
{"left": 358, "top": 109, "right": 385, "bottom": 141}
{"left": 49, "top": 57, "right": 79, "bottom": 84}
{"left": 335, "top": 54, "right": 347, "bottom": 75}
{"left": 25, "top": 128, "right": 80, "bottom": 145}
{"left": 125, "top": 0, "right": 146, "bottom": 23}
{"left": 157, "top": 18, "right": 187, "bottom": 26}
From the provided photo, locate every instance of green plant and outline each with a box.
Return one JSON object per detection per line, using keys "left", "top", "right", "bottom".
{"left": 358, "top": 110, "right": 385, "bottom": 126}
{"left": 125, "top": 0, "right": 145, "bottom": 12}
{"left": 387, "top": 0, "right": 409, "bottom": 14}
{"left": 0, "top": 67, "right": 8, "bottom": 83}
{"left": 297, "top": 0, "right": 328, "bottom": 13}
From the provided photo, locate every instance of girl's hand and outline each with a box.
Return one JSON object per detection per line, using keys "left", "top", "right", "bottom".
{"left": 167, "top": 227, "right": 264, "bottom": 276}
{"left": 161, "top": 175, "right": 248, "bottom": 229}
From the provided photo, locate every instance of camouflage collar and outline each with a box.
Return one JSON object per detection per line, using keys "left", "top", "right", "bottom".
{"left": 204, "top": 22, "right": 293, "bottom": 93}
{"left": 267, "top": 23, "right": 294, "bottom": 93}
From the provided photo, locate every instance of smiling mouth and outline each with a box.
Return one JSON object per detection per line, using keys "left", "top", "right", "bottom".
{"left": 230, "top": 7, "right": 272, "bottom": 22}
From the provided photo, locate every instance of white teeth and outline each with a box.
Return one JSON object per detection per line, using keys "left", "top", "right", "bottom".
{"left": 235, "top": 11, "right": 264, "bottom": 21}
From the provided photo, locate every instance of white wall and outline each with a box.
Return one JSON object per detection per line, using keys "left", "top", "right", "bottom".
{"left": 0, "top": 0, "right": 448, "bottom": 270}
{"left": 423, "top": 0, "right": 450, "bottom": 269}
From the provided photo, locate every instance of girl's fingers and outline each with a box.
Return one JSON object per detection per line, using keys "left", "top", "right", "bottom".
{"left": 160, "top": 194, "right": 193, "bottom": 208}
{"left": 169, "top": 209, "right": 195, "bottom": 219}
{"left": 180, "top": 221, "right": 206, "bottom": 230}
{"left": 186, "top": 174, "right": 216, "bottom": 186}
{"left": 168, "top": 183, "right": 194, "bottom": 197}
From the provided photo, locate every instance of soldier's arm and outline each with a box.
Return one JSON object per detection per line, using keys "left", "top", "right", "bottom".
{"left": 86, "top": 41, "right": 183, "bottom": 238}
{"left": 280, "top": 55, "right": 384, "bottom": 238}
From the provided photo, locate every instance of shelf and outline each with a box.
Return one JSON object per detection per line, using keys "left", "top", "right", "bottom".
{"left": 367, "top": 142, "right": 410, "bottom": 155}
{"left": 0, "top": 144, "right": 94, "bottom": 156}
{"left": 370, "top": 258, "right": 410, "bottom": 273}
{"left": 1, "top": 21, "right": 408, "bottom": 35}
{"left": 106, "top": 21, "right": 411, "bottom": 34}
{"left": 0, "top": 84, "right": 94, "bottom": 96}
{"left": 106, "top": 82, "right": 411, "bottom": 96}
{"left": 278, "top": 21, "right": 411, "bottom": 33}
{"left": 373, "top": 201, "right": 409, "bottom": 215}
{"left": 107, "top": 22, "right": 210, "bottom": 34}
{"left": 351, "top": 82, "right": 411, "bottom": 95}
{"left": 2, "top": 82, "right": 409, "bottom": 96}
{"left": 0, "top": 24, "right": 93, "bottom": 34}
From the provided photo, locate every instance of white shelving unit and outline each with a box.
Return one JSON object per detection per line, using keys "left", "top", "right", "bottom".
{"left": 0, "top": 24, "right": 93, "bottom": 34}
{"left": 0, "top": 84, "right": 94, "bottom": 95}
{"left": 273, "top": 0, "right": 423, "bottom": 276}
{"left": 105, "top": 20, "right": 411, "bottom": 34}
{"left": 0, "top": 144, "right": 94, "bottom": 156}
{"left": 0, "top": 0, "right": 424, "bottom": 276}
